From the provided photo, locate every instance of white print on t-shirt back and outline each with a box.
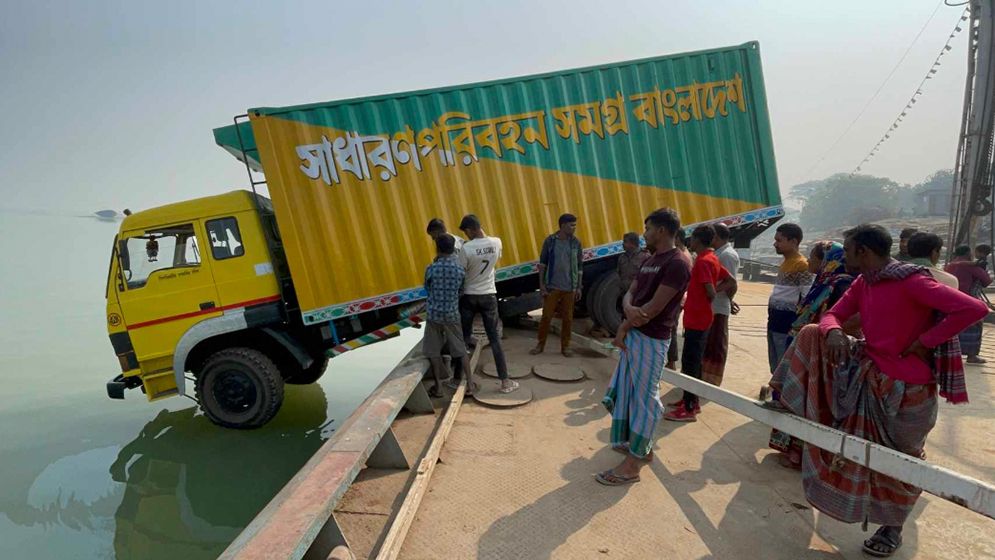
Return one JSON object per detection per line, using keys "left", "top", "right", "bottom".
{"left": 460, "top": 236, "right": 503, "bottom": 295}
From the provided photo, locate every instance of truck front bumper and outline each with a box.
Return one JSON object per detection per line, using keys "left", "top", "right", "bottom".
{"left": 107, "top": 374, "right": 141, "bottom": 399}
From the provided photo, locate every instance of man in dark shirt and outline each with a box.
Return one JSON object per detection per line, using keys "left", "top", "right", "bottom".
{"left": 596, "top": 208, "right": 691, "bottom": 486}
{"left": 895, "top": 228, "right": 917, "bottom": 262}
{"left": 975, "top": 243, "right": 992, "bottom": 271}
{"left": 617, "top": 231, "right": 650, "bottom": 288}
{"left": 945, "top": 244, "right": 993, "bottom": 364}
{"left": 532, "top": 213, "right": 584, "bottom": 357}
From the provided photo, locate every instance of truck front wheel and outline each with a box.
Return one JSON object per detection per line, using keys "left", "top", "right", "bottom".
{"left": 195, "top": 347, "right": 284, "bottom": 429}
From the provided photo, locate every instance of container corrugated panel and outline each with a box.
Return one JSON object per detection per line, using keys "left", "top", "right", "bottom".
{"left": 238, "top": 41, "right": 782, "bottom": 324}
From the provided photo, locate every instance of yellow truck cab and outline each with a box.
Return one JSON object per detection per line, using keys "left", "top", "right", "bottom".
{"left": 106, "top": 191, "right": 329, "bottom": 428}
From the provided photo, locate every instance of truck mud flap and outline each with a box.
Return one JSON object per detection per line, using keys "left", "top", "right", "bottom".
{"left": 107, "top": 374, "right": 141, "bottom": 399}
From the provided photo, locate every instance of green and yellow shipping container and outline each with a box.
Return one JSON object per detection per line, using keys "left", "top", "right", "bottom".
{"left": 215, "top": 41, "right": 782, "bottom": 328}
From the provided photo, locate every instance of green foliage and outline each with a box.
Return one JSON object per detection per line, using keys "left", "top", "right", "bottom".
{"left": 916, "top": 169, "right": 954, "bottom": 193}
{"left": 798, "top": 173, "right": 902, "bottom": 230}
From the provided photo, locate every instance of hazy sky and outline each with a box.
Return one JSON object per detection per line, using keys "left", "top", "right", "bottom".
{"left": 0, "top": 0, "right": 971, "bottom": 214}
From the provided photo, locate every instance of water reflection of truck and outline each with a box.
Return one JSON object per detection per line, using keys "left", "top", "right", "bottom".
{"left": 110, "top": 384, "right": 328, "bottom": 559}
{"left": 104, "top": 42, "right": 783, "bottom": 428}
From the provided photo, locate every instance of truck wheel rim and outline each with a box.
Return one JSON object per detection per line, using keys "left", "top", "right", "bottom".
{"left": 213, "top": 370, "right": 258, "bottom": 413}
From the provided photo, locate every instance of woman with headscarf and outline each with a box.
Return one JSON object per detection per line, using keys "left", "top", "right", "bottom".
{"left": 767, "top": 241, "right": 855, "bottom": 469}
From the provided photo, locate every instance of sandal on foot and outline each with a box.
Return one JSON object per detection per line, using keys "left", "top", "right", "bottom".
{"left": 862, "top": 527, "right": 902, "bottom": 557}
{"left": 594, "top": 469, "right": 640, "bottom": 486}
{"left": 428, "top": 387, "right": 444, "bottom": 399}
{"left": 499, "top": 380, "right": 520, "bottom": 394}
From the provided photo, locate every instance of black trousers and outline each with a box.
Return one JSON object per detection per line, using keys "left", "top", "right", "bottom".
{"left": 680, "top": 328, "right": 709, "bottom": 412}
{"left": 459, "top": 294, "right": 508, "bottom": 380}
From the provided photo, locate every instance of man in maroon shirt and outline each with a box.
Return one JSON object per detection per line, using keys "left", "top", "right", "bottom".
{"left": 665, "top": 225, "right": 736, "bottom": 422}
{"left": 944, "top": 244, "right": 992, "bottom": 364}
{"left": 596, "top": 208, "right": 691, "bottom": 486}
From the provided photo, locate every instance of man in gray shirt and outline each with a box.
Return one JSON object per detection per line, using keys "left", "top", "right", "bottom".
{"left": 701, "top": 223, "right": 739, "bottom": 386}
{"left": 532, "top": 213, "right": 583, "bottom": 357}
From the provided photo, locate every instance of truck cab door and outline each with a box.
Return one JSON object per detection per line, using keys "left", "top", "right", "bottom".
{"left": 115, "top": 222, "right": 221, "bottom": 400}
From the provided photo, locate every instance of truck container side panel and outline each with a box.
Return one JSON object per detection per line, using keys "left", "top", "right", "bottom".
{"left": 246, "top": 42, "right": 781, "bottom": 324}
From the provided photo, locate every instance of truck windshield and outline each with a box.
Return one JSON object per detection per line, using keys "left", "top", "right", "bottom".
{"left": 120, "top": 224, "right": 201, "bottom": 289}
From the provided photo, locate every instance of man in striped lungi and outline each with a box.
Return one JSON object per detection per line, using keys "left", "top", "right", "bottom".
{"left": 597, "top": 208, "right": 691, "bottom": 486}
{"left": 772, "top": 224, "right": 986, "bottom": 557}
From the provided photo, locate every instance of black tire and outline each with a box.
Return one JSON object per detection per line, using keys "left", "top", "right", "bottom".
{"left": 195, "top": 347, "right": 284, "bottom": 429}
{"left": 586, "top": 274, "right": 612, "bottom": 328}
{"left": 284, "top": 355, "right": 328, "bottom": 385}
{"left": 593, "top": 273, "right": 625, "bottom": 335}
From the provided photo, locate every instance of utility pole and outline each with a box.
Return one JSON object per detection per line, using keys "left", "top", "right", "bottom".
{"left": 949, "top": 0, "right": 995, "bottom": 254}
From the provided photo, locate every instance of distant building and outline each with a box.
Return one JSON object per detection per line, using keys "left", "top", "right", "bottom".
{"left": 917, "top": 183, "right": 952, "bottom": 216}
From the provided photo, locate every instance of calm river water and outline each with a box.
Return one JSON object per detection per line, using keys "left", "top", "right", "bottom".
{"left": 0, "top": 211, "right": 418, "bottom": 559}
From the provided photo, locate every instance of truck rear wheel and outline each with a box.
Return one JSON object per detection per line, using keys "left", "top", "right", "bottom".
{"left": 586, "top": 274, "right": 611, "bottom": 328}
{"left": 592, "top": 273, "right": 625, "bottom": 335}
{"left": 284, "top": 355, "right": 329, "bottom": 385}
{"left": 195, "top": 347, "right": 284, "bottom": 429}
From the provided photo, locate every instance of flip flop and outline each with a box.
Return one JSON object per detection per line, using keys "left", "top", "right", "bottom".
{"left": 594, "top": 469, "right": 640, "bottom": 486}
{"left": 862, "top": 528, "right": 902, "bottom": 557}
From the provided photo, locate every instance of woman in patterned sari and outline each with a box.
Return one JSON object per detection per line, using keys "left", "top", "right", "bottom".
{"left": 768, "top": 241, "right": 855, "bottom": 469}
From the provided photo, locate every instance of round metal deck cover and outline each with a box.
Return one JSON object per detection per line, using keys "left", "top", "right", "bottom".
{"left": 480, "top": 363, "right": 532, "bottom": 379}
{"left": 472, "top": 382, "right": 533, "bottom": 407}
{"left": 533, "top": 363, "right": 586, "bottom": 382}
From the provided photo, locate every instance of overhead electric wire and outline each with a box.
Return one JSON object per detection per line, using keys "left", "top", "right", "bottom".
{"left": 851, "top": 7, "right": 971, "bottom": 174}
{"left": 795, "top": 0, "right": 946, "bottom": 182}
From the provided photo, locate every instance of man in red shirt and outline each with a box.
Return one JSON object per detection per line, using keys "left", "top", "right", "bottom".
{"left": 665, "top": 225, "right": 736, "bottom": 422}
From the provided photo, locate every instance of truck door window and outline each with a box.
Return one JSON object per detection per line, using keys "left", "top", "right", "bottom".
{"left": 120, "top": 224, "right": 201, "bottom": 289}
{"left": 206, "top": 217, "right": 245, "bottom": 260}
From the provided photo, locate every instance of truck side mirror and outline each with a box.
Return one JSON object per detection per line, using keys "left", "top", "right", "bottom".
{"left": 118, "top": 239, "right": 130, "bottom": 271}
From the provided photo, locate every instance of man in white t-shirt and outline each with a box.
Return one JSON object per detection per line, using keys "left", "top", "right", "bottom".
{"left": 458, "top": 214, "right": 518, "bottom": 393}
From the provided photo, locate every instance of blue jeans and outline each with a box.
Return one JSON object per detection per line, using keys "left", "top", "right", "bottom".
{"left": 767, "top": 330, "right": 790, "bottom": 373}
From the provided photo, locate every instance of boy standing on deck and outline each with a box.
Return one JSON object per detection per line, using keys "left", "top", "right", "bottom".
{"left": 665, "top": 225, "right": 736, "bottom": 422}
{"left": 422, "top": 235, "right": 470, "bottom": 397}
{"left": 767, "top": 223, "right": 812, "bottom": 372}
